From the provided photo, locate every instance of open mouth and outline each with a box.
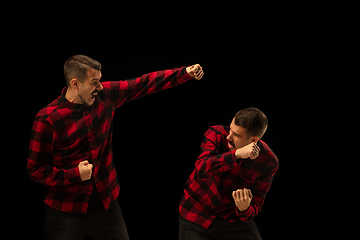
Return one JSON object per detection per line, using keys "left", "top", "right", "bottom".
{"left": 228, "top": 141, "right": 235, "bottom": 149}
{"left": 90, "top": 91, "right": 98, "bottom": 100}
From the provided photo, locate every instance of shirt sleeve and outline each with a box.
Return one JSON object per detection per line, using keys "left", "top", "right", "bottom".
{"left": 195, "top": 126, "right": 239, "bottom": 178}
{"left": 235, "top": 158, "right": 278, "bottom": 222}
{"left": 27, "top": 116, "right": 82, "bottom": 186}
{"left": 101, "top": 66, "right": 193, "bottom": 108}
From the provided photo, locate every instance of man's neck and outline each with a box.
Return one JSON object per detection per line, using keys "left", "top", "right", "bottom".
{"left": 65, "top": 88, "right": 80, "bottom": 104}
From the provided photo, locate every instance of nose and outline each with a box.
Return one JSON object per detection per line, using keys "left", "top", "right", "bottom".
{"left": 226, "top": 133, "right": 231, "bottom": 141}
{"left": 98, "top": 82, "right": 103, "bottom": 91}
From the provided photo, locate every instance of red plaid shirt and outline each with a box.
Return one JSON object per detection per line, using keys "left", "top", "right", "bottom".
{"left": 27, "top": 66, "right": 192, "bottom": 213}
{"left": 179, "top": 125, "right": 279, "bottom": 229}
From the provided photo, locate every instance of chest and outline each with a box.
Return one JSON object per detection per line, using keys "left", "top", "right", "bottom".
{"left": 221, "top": 155, "right": 270, "bottom": 191}
{"left": 52, "top": 102, "right": 114, "bottom": 152}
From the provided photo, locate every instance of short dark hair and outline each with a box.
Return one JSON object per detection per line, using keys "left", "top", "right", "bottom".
{"left": 64, "top": 55, "right": 102, "bottom": 86}
{"left": 234, "top": 107, "right": 268, "bottom": 138}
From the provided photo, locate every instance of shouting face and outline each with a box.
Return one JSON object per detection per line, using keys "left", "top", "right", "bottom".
{"left": 66, "top": 68, "right": 103, "bottom": 106}
{"left": 226, "top": 118, "right": 258, "bottom": 150}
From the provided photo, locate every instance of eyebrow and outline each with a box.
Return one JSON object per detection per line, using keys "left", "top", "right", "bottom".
{"left": 230, "top": 126, "right": 241, "bottom": 137}
{"left": 91, "top": 74, "right": 102, "bottom": 82}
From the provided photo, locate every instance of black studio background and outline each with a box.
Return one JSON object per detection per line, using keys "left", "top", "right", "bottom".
{"left": 14, "top": 20, "right": 317, "bottom": 239}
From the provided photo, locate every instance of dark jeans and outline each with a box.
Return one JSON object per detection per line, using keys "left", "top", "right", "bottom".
{"left": 44, "top": 201, "right": 129, "bottom": 240}
{"left": 178, "top": 215, "right": 262, "bottom": 240}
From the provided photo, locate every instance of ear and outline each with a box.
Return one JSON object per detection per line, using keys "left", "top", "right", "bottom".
{"left": 250, "top": 136, "right": 260, "bottom": 143}
{"left": 69, "top": 78, "right": 79, "bottom": 89}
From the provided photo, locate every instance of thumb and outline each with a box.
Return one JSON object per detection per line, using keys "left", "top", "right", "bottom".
{"left": 88, "top": 164, "right": 93, "bottom": 169}
{"left": 79, "top": 160, "right": 89, "bottom": 166}
{"left": 247, "top": 189, "right": 253, "bottom": 199}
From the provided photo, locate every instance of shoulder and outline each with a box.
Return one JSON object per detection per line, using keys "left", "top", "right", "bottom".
{"left": 205, "top": 125, "right": 229, "bottom": 138}
{"left": 101, "top": 81, "right": 120, "bottom": 89}
{"left": 206, "top": 125, "right": 229, "bottom": 135}
{"left": 202, "top": 125, "right": 230, "bottom": 148}
{"left": 200, "top": 125, "right": 229, "bottom": 153}
{"left": 258, "top": 140, "right": 279, "bottom": 168}
{"left": 35, "top": 95, "right": 66, "bottom": 125}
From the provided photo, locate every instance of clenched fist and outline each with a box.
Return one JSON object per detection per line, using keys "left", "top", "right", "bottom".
{"left": 235, "top": 142, "right": 260, "bottom": 160}
{"left": 232, "top": 188, "right": 253, "bottom": 212}
{"left": 186, "top": 64, "right": 204, "bottom": 80}
{"left": 78, "top": 160, "right": 93, "bottom": 181}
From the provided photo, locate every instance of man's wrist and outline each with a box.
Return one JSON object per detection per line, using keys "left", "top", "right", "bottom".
{"left": 235, "top": 148, "right": 243, "bottom": 159}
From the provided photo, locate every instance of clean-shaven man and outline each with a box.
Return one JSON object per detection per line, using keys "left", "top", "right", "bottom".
{"left": 179, "top": 107, "right": 278, "bottom": 240}
{"left": 27, "top": 55, "right": 204, "bottom": 240}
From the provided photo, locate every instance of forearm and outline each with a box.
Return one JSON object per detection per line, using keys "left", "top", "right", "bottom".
{"left": 236, "top": 203, "right": 259, "bottom": 222}
{"left": 27, "top": 163, "right": 82, "bottom": 186}
{"left": 235, "top": 167, "right": 277, "bottom": 221}
{"left": 128, "top": 66, "right": 192, "bottom": 99}
{"left": 195, "top": 150, "right": 239, "bottom": 178}
{"left": 102, "top": 66, "right": 193, "bottom": 108}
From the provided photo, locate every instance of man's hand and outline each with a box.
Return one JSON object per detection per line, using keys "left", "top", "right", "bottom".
{"left": 78, "top": 160, "right": 93, "bottom": 181}
{"left": 235, "top": 142, "right": 260, "bottom": 160}
{"left": 232, "top": 188, "right": 253, "bottom": 212}
{"left": 186, "top": 64, "right": 204, "bottom": 80}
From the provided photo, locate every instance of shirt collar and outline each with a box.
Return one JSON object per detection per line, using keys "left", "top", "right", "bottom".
{"left": 60, "top": 87, "right": 88, "bottom": 112}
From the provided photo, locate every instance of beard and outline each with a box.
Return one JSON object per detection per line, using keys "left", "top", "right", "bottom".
{"left": 78, "top": 89, "right": 99, "bottom": 107}
{"left": 77, "top": 94, "right": 89, "bottom": 106}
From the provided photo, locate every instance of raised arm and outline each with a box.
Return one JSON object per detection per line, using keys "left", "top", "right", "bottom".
{"left": 101, "top": 65, "right": 203, "bottom": 108}
{"left": 195, "top": 126, "right": 259, "bottom": 178}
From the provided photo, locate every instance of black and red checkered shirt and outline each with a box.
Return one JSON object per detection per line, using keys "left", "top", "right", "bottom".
{"left": 179, "top": 125, "right": 279, "bottom": 229}
{"left": 27, "top": 66, "right": 193, "bottom": 213}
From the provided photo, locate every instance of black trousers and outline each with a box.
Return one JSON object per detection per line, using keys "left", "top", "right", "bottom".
{"left": 178, "top": 215, "right": 262, "bottom": 240}
{"left": 44, "top": 201, "right": 129, "bottom": 240}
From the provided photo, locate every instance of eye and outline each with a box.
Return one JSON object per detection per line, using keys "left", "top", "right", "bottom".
{"left": 230, "top": 130, "right": 238, "bottom": 138}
